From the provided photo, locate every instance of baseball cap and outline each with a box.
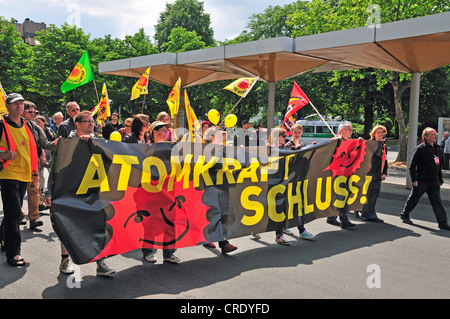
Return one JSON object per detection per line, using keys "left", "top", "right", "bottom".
{"left": 149, "top": 121, "right": 168, "bottom": 135}
{"left": 6, "top": 93, "right": 25, "bottom": 104}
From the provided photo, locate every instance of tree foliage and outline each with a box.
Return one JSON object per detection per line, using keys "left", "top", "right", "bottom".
{"left": 154, "top": 0, "right": 215, "bottom": 50}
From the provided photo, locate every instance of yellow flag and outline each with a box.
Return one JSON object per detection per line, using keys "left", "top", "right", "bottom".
{"left": 167, "top": 77, "right": 181, "bottom": 118}
{"left": 184, "top": 89, "right": 200, "bottom": 138}
{"left": 130, "top": 67, "right": 150, "bottom": 100}
{"left": 91, "top": 83, "right": 110, "bottom": 123}
{"left": 224, "top": 76, "right": 259, "bottom": 98}
{"left": 0, "top": 82, "right": 7, "bottom": 116}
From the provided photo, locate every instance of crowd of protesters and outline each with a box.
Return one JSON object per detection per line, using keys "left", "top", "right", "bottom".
{"left": 0, "top": 93, "right": 448, "bottom": 276}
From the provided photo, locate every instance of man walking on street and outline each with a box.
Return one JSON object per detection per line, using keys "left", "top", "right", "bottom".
{"left": 400, "top": 127, "right": 450, "bottom": 230}
{"left": 0, "top": 93, "right": 39, "bottom": 266}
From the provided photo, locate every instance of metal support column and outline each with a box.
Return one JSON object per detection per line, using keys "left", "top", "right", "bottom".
{"left": 267, "top": 82, "right": 275, "bottom": 131}
{"left": 406, "top": 72, "right": 421, "bottom": 188}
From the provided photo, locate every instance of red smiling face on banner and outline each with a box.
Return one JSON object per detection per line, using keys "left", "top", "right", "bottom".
{"left": 92, "top": 179, "right": 210, "bottom": 261}
{"left": 324, "top": 139, "right": 367, "bottom": 177}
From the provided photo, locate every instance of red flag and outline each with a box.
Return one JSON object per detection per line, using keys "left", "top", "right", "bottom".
{"left": 282, "top": 82, "right": 310, "bottom": 136}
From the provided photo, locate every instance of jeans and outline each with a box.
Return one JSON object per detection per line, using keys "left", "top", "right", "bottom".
{"left": 0, "top": 179, "right": 28, "bottom": 259}
{"left": 361, "top": 179, "right": 381, "bottom": 220}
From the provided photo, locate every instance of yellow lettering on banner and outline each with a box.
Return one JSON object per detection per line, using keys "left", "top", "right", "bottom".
{"left": 360, "top": 175, "right": 372, "bottom": 204}
{"left": 260, "top": 157, "right": 280, "bottom": 182}
{"left": 347, "top": 175, "right": 360, "bottom": 205}
{"left": 268, "top": 184, "right": 286, "bottom": 222}
{"left": 333, "top": 176, "right": 348, "bottom": 208}
{"left": 287, "top": 181, "right": 302, "bottom": 219}
{"left": 240, "top": 186, "right": 264, "bottom": 226}
{"left": 141, "top": 157, "right": 167, "bottom": 193}
{"left": 236, "top": 158, "right": 259, "bottom": 183}
{"left": 112, "top": 155, "right": 139, "bottom": 191}
{"left": 284, "top": 154, "right": 295, "bottom": 180}
{"left": 168, "top": 154, "right": 192, "bottom": 191}
{"left": 316, "top": 177, "right": 332, "bottom": 210}
{"left": 302, "top": 179, "right": 314, "bottom": 215}
{"left": 216, "top": 157, "right": 241, "bottom": 185}
{"left": 76, "top": 154, "right": 109, "bottom": 194}
{"left": 193, "top": 156, "right": 218, "bottom": 187}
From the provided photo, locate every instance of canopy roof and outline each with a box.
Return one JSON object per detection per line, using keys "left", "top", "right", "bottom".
{"left": 99, "top": 11, "right": 450, "bottom": 87}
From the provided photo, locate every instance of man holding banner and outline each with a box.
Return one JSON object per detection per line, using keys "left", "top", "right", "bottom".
{"left": 45, "top": 110, "right": 116, "bottom": 276}
{"left": 326, "top": 122, "right": 357, "bottom": 229}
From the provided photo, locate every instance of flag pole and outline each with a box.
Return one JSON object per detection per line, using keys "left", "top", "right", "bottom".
{"left": 141, "top": 94, "right": 146, "bottom": 114}
{"left": 309, "top": 101, "right": 337, "bottom": 137}
{"left": 93, "top": 81, "right": 100, "bottom": 103}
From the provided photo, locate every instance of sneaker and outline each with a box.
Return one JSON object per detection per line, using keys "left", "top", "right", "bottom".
{"left": 96, "top": 260, "right": 116, "bottom": 276}
{"left": 59, "top": 257, "right": 75, "bottom": 274}
{"left": 275, "top": 235, "right": 289, "bottom": 245}
{"left": 143, "top": 254, "right": 156, "bottom": 263}
{"left": 203, "top": 243, "right": 216, "bottom": 249}
{"left": 299, "top": 230, "right": 315, "bottom": 240}
{"left": 20, "top": 217, "right": 27, "bottom": 225}
{"left": 252, "top": 233, "right": 261, "bottom": 239}
{"left": 282, "top": 229, "right": 293, "bottom": 235}
{"left": 163, "top": 255, "right": 180, "bottom": 263}
{"left": 30, "top": 218, "right": 43, "bottom": 229}
{"left": 221, "top": 243, "right": 238, "bottom": 254}
{"left": 438, "top": 223, "right": 450, "bottom": 230}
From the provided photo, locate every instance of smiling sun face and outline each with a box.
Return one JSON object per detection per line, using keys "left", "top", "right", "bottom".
{"left": 324, "top": 139, "right": 366, "bottom": 177}
{"left": 92, "top": 178, "right": 210, "bottom": 261}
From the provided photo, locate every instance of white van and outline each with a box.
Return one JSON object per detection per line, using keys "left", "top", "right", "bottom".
{"left": 295, "top": 119, "right": 350, "bottom": 144}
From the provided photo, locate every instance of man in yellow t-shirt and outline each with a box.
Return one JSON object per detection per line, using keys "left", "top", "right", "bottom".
{"left": 0, "top": 93, "right": 38, "bottom": 266}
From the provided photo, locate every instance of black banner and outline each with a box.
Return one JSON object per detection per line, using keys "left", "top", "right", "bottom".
{"left": 49, "top": 138, "right": 380, "bottom": 264}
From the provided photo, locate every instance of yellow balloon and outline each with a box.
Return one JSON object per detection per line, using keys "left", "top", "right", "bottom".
{"left": 224, "top": 114, "right": 237, "bottom": 128}
{"left": 208, "top": 109, "right": 220, "bottom": 125}
{"left": 109, "top": 131, "right": 122, "bottom": 142}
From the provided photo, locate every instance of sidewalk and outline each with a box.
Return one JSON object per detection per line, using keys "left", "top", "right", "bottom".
{"left": 379, "top": 164, "right": 450, "bottom": 206}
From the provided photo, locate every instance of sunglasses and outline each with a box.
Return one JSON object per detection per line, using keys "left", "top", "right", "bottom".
{"left": 25, "top": 110, "right": 36, "bottom": 114}
{"left": 80, "top": 120, "right": 95, "bottom": 124}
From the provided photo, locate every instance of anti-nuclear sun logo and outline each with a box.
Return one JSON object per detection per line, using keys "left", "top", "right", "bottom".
{"left": 324, "top": 139, "right": 367, "bottom": 177}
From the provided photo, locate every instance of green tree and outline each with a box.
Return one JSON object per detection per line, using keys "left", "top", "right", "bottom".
{"left": 287, "top": 0, "right": 450, "bottom": 162}
{"left": 0, "top": 17, "right": 33, "bottom": 95}
{"left": 154, "top": 0, "right": 215, "bottom": 51}
{"left": 162, "top": 27, "right": 206, "bottom": 53}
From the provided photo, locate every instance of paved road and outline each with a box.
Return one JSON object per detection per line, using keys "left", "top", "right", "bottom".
{"left": 1, "top": 189, "right": 449, "bottom": 300}
{"left": 1, "top": 147, "right": 450, "bottom": 301}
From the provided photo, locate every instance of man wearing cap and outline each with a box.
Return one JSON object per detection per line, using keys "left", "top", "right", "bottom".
{"left": 149, "top": 120, "right": 169, "bottom": 144}
{"left": 0, "top": 93, "right": 39, "bottom": 266}
{"left": 102, "top": 112, "right": 123, "bottom": 140}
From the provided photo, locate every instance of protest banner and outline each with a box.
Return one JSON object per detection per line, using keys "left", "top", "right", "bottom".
{"left": 49, "top": 138, "right": 380, "bottom": 264}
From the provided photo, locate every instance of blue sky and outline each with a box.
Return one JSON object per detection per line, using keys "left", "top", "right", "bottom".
{"left": 1, "top": 0, "right": 296, "bottom": 41}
